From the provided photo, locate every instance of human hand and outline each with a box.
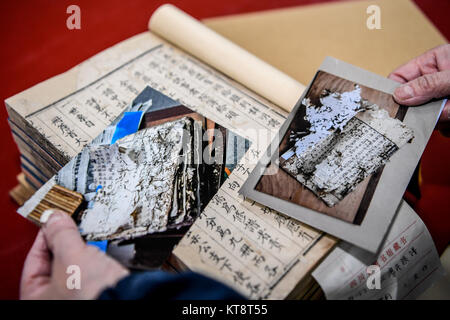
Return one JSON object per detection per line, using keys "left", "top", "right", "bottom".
{"left": 20, "top": 210, "right": 129, "bottom": 300}
{"left": 389, "top": 44, "right": 450, "bottom": 135}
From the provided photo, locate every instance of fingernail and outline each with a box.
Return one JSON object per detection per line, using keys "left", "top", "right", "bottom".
{"left": 40, "top": 209, "right": 63, "bottom": 224}
{"left": 395, "top": 85, "right": 414, "bottom": 100}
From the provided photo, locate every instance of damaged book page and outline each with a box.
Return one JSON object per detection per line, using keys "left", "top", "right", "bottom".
{"left": 280, "top": 84, "right": 414, "bottom": 207}
{"left": 240, "top": 57, "right": 445, "bottom": 253}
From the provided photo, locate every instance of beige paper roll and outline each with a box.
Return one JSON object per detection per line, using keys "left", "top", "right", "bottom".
{"left": 149, "top": 4, "right": 305, "bottom": 112}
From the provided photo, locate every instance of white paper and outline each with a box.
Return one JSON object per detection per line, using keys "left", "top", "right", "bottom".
{"left": 312, "top": 201, "right": 444, "bottom": 300}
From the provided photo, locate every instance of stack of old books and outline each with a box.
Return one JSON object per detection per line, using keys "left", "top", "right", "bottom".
{"left": 7, "top": 108, "right": 65, "bottom": 203}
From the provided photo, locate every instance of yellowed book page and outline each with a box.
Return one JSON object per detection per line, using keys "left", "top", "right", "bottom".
{"left": 8, "top": 35, "right": 292, "bottom": 160}
{"left": 6, "top": 33, "right": 160, "bottom": 120}
{"left": 173, "top": 142, "right": 336, "bottom": 298}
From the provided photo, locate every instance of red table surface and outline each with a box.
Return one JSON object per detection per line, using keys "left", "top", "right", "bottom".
{"left": 0, "top": 0, "right": 449, "bottom": 300}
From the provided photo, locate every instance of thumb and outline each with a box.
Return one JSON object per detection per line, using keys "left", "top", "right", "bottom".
{"left": 40, "top": 209, "right": 86, "bottom": 258}
{"left": 393, "top": 70, "right": 450, "bottom": 106}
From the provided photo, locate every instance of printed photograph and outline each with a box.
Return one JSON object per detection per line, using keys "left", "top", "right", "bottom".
{"left": 255, "top": 71, "right": 413, "bottom": 225}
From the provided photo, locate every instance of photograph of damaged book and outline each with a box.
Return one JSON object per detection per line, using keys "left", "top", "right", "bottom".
{"left": 240, "top": 57, "right": 444, "bottom": 253}
{"left": 261, "top": 72, "right": 413, "bottom": 221}
{"left": 18, "top": 86, "right": 249, "bottom": 266}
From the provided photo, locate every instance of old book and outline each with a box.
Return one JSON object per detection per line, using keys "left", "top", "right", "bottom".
{"left": 8, "top": 5, "right": 337, "bottom": 299}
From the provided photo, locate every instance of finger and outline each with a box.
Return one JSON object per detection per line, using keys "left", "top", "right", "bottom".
{"left": 388, "top": 44, "right": 450, "bottom": 83}
{"left": 20, "top": 230, "right": 51, "bottom": 296}
{"left": 393, "top": 70, "right": 450, "bottom": 106}
{"left": 388, "top": 59, "right": 425, "bottom": 83}
{"left": 41, "top": 210, "right": 86, "bottom": 258}
{"left": 388, "top": 73, "right": 408, "bottom": 84}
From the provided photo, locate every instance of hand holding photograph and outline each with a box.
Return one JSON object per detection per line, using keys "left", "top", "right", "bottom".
{"left": 240, "top": 57, "right": 445, "bottom": 253}
{"left": 18, "top": 85, "right": 250, "bottom": 256}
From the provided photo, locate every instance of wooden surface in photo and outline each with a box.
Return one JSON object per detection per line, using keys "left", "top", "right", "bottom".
{"left": 256, "top": 71, "right": 401, "bottom": 224}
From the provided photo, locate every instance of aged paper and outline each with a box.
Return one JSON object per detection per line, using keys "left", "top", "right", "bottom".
{"left": 149, "top": 4, "right": 305, "bottom": 111}
{"left": 6, "top": 5, "right": 304, "bottom": 153}
{"left": 12, "top": 43, "right": 287, "bottom": 162}
{"left": 312, "top": 201, "right": 444, "bottom": 300}
{"left": 173, "top": 143, "right": 336, "bottom": 299}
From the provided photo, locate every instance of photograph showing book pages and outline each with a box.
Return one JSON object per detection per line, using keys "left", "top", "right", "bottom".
{"left": 240, "top": 57, "right": 444, "bottom": 253}
{"left": 253, "top": 70, "right": 414, "bottom": 225}
{"left": 278, "top": 75, "right": 414, "bottom": 211}
{"left": 18, "top": 86, "right": 250, "bottom": 244}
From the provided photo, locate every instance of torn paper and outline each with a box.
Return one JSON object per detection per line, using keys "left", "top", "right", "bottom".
{"left": 312, "top": 201, "right": 444, "bottom": 300}
{"left": 280, "top": 85, "right": 414, "bottom": 206}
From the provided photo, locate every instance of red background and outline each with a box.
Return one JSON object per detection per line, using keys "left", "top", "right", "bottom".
{"left": 0, "top": 0, "right": 449, "bottom": 299}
